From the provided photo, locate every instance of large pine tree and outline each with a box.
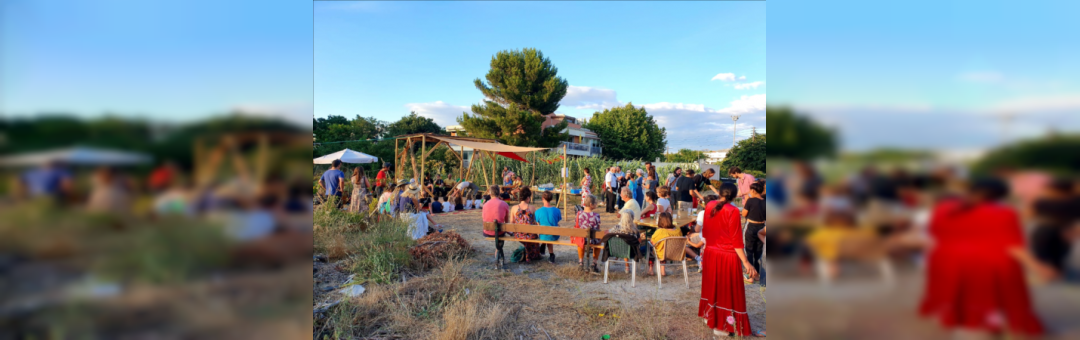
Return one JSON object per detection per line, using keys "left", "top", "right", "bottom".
{"left": 457, "top": 48, "right": 570, "bottom": 147}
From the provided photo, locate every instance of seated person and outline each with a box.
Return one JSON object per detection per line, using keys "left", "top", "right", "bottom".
{"left": 442, "top": 196, "right": 454, "bottom": 213}
{"left": 650, "top": 212, "right": 684, "bottom": 276}
{"left": 463, "top": 195, "right": 474, "bottom": 210}
{"left": 685, "top": 222, "right": 705, "bottom": 271}
{"left": 806, "top": 209, "right": 880, "bottom": 282}
{"left": 454, "top": 195, "right": 465, "bottom": 211}
{"left": 430, "top": 196, "right": 445, "bottom": 214}
{"left": 472, "top": 194, "right": 484, "bottom": 209}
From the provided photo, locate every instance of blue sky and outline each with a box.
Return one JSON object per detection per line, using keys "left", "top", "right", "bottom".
{"left": 768, "top": 0, "right": 1080, "bottom": 151}
{"left": 315, "top": 1, "right": 766, "bottom": 151}
{"left": 1, "top": 0, "right": 313, "bottom": 126}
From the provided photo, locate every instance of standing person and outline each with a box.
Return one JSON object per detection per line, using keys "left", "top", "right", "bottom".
{"left": 645, "top": 168, "right": 660, "bottom": 194}
{"left": 605, "top": 167, "right": 620, "bottom": 214}
{"left": 86, "top": 166, "right": 130, "bottom": 214}
{"left": 349, "top": 167, "right": 371, "bottom": 213}
{"left": 742, "top": 182, "right": 766, "bottom": 286}
{"left": 535, "top": 191, "right": 562, "bottom": 264}
{"left": 580, "top": 167, "right": 594, "bottom": 197}
{"left": 667, "top": 167, "right": 683, "bottom": 192}
{"left": 510, "top": 187, "right": 541, "bottom": 263}
{"left": 919, "top": 178, "right": 1051, "bottom": 338}
{"left": 615, "top": 166, "right": 628, "bottom": 208}
{"left": 1029, "top": 179, "right": 1077, "bottom": 281}
{"left": 482, "top": 185, "right": 512, "bottom": 263}
{"left": 728, "top": 167, "right": 756, "bottom": 207}
{"left": 319, "top": 159, "right": 347, "bottom": 209}
{"left": 695, "top": 169, "right": 719, "bottom": 200}
{"left": 374, "top": 163, "right": 390, "bottom": 197}
{"left": 572, "top": 194, "right": 603, "bottom": 273}
{"left": 147, "top": 160, "right": 178, "bottom": 194}
{"left": 674, "top": 169, "right": 696, "bottom": 216}
{"left": 698, "top": 183, "right": 761, "bottom": 337}
{"left": 632, "top": 169, "right": 645, "bottom": 206}
{"left": 21, "top": 160, "right": 73, "bottom": 202}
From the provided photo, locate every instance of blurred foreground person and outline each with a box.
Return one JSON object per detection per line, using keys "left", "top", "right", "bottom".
{"left": 20, "top": 160, "right": 73, "bottom": 202}
{"left": 86, "top": 166, "right": 131, "bottom": 214}
{"left": 920, "top": 178, "right": 1054, "bottom": 338}
{"left": 698, "top": 183, "right": 763, "bottom": 337}
{"left": 1029, "top": 178, "right": 1079, "bottom": 281}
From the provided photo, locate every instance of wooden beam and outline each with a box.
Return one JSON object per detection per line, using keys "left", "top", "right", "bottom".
{"left": 394, "top": 138, "right": 399, "bottom": 181}
{"left": 421, "top": 140, "right": 444, "bottom": 160}
{"left": 486, "top": 150, "right": 498, "bottom": 190}
{"left": 482, "top": 222, "right": 590, "bottom": 238}
{"left": 421, "top": 135, "right": 426, "bottom": 185}
{"left": 410, "top": 138, "right": 419, "bottom": 182}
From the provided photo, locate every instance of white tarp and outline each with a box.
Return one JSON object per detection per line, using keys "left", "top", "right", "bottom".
{"left": 0, "top": 146, "right": 152, "bottom": 166}
{"left": 313, "top": 148, "right": 379, "bottom": 164}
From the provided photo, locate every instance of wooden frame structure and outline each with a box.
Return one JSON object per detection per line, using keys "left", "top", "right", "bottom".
{"left": 194, "top": 132, "right": 310, "bottom": 191}
{"left": 392, "top": 133, "right": 568, "bottom": 209}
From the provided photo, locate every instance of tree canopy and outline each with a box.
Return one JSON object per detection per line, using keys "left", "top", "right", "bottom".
{"left": 458, "top": 48, "right": 570, "bottom": 147}
{"left": 721, "top": 133, "right": 766, "bottom": 173}
{"left": 766, "top": 106, "right": 837, "bottom": 160}
{"left": 972, "top": 133, "right": 1080, "bottom": 176}
{"left": 584, "top": 103, "right": 667, "bottom": 160}
{"left": 663, "top": 149, "right": 706, "bottom": 163}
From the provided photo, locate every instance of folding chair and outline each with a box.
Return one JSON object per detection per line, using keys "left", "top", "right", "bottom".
{"left": 649, "top": 237, "right": 690, "bottom": 289}
{"left": 603, "top": 237, "right": 638, "bottom": 287}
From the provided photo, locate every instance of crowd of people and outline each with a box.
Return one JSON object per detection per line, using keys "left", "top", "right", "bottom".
{"left": 481, "top": 163, "right": 767, "bottom": 337}
{"left": 11, "top": 159, "right": 316, "bottom": 267}
{"left": 768, "top": 160, "right": 1080, "bottom": 338}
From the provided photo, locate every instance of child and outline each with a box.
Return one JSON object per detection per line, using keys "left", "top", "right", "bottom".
{"left": 472, "top": 194, "right": 484, "bottom": 209}
{"left": 454, "top": 195, "right": 464, "bottom": 211}
{"left": 535, "top": 191, "right": 562, "bottom": 263}
{"left": 640, "top": 191, "right": 659, "bottom": 221}
{"left": 430, "top": 196, "right": 444, "bottom": 214}
{"left": 685, "top": 221, "right": 705, "bottom": 272}
{"left": 572, "top": 194, "right": 603, "bottom": 273}
{"left": 650, "top": 212, "right": 683, "bottom": 276}
{"left": 806, "top": 209, "right": 875, "bottom": 283}
{"left": 440, "top": 197, "right": 453, "bottom": 213}
{"left": 656, "top": 186, "right": 673, "bottom": 215}
{"left": 378, "top": 183, "right": 397, "bottom": 214}
{"left": 463, "top": 195, "right": 474, "bottom": 210}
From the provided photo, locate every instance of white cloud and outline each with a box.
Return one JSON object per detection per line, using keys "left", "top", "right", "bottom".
{"left": 993, "top": 94, "right": 1080, "bottom": 114}
{"left": 711, "top": 73, "right": 736, "bottom": 82}
{"left": 633, "top": 95, "right": 766, "bottom": 151}
{"left": 739, "top": 76, "right": 746, "bottom": 80}
{"left": 958, "top": 71, "right": 1004, "bottom": 84}
{"left": 404, "top": 101, "right": 471, "bottom": 127}
{"left": 560, "top": 85, "right": 622, "bottom": 110}
{"left": 734, "top": 81, "right": 765, "bottom": 90}
{"left": 716, "top": 94, "right": 766, "bottom": 116}
{"left": 233, "top": 103, "right": 312, "bottom": 129}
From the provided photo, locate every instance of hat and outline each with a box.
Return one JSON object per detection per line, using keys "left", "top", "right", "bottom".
{"left": 404, "top": 182, "right": 422, "bottom": 196}
{"left": 396, "top": 178, "right": 410, "bottom": 186}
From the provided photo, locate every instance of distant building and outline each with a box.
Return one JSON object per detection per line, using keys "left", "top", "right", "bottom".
{"left": 704, "top": 149, "right": 730, "bottom": 164}
{"left": 445, "top": 114, "right": 603, "bottom": 159}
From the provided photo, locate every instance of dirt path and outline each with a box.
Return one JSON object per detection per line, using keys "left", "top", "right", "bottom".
{"left": 432, "top": 209, "right": 768, "bottom": 339}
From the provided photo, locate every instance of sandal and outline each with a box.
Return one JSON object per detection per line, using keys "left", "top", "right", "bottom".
{"left": 753, "top": 330, "right": 766, "bottom": 337}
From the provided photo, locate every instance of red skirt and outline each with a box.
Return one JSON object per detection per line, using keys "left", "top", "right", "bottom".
{"left": 698, "top": 247, "right": 754, "bottom": 336}
{"left": 919, "top": 248, "right": 1043, "bottom": 335}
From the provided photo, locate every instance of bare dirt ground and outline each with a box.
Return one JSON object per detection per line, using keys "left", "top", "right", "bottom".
{"left": 430, "top": 208, "right": 768, "bottom": 339}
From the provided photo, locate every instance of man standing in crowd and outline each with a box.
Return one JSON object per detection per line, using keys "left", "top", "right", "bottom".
{"left": 375, "top": 162, "right": 390, "bottom": 197}
{"left": 319, "top": 159, "right": 347, "bottom": 209}
{"left": 694, "top": 168, "right": 718, "bottom": 203}
{"left": 21, "top": 160, "right": 73, "bottom": 203}
{"left": 674, "top": 169, "right": 696, "bottom": 215}
{"left": 605, "top": 167, "right": 620, "bottom": 213}
{"left": 729, "top": 166, "right": 756, "bottom": 207}
{"left": 615, "top": 166, "right": 627, "bottom": 208}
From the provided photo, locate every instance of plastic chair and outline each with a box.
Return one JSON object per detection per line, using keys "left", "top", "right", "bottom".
{"left": 649, "top": 237, "right": 690, "bottom": 289}
{"left": 603, "top": 237, "right": 638, "bottom": 287}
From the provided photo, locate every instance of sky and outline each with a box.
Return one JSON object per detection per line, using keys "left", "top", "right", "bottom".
{"left": 314, "top": 1, "right": 766, "bottom": 152}
{"left": 768, "top": 0, "right": 1080, "bottom": 152}
{"left": 0, "top": 0, "right": 313, "bottom": 127}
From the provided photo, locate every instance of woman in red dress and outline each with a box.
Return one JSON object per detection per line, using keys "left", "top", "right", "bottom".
{"left": 920, "top": 178, "right": 1055, "bottom": 338}
{"left": 699, "top": 183, "right": 762, "bottom": 337}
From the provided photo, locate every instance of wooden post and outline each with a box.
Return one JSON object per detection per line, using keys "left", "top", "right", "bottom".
{"left": 394, "top": 138, "right": 399, "bottom": 181}
{"left": 459, "top": 145, "right": 465, "bottom": 181}
{"left": 530, "top": 152, "right": 536, "bottom": 187}
{"left": 562, "top": 144, "right": 568, "bottom": 216}
{"left": 488, "top": 151, "right": 498, "bottom": 192}
{"left": 421, "top": 135, "right": 426, "bottom": 184}
{"left": 410, "top": 139, "right": 419, "bottom": 183}
{"left": 477, "top": 150, "right": 490, "bottom": 187}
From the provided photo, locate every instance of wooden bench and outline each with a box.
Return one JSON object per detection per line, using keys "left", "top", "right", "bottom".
{"left": 483, "top": 222, "right": 607, "bottom": 270}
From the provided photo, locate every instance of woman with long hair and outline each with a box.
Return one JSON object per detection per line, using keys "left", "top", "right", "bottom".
{"left": 350, "top": 167, "right": 371, "bottom": 213}
{"left": 510, "top": 187, "right": 542, "bottom": 263}
{"left": 668, "top": 167, "right": 683, "bottom": 192}
{"left": 699, "top": 183, "right": 762, "bottom": 337}
{"left": 581, "top": 168, "right": 593, "bottom": 197}
{"left": 919, "top": 178, "right": 1052, "bottom": 338}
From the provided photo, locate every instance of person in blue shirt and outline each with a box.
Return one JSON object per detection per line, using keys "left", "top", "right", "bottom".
{"left": 534, "top": 191, "right": 562, "bottom": 264}
{"left": 21, "top": 161, "right": 73, "bottom": 202}
{"left": 631, "top": 169, "right": 645, "bottom": 207}
{"left": 319, "top": 159, "right": 347, "bottom": 209}
{"left": 766, "top": 176, "right": 785, "bottom": 207}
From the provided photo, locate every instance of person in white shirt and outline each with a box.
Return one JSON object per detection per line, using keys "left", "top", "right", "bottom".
{"left": 656, "top": 186, "right": 673, "bottom": 215}
{"left": 442, "top": 197, "right": 454, "bottom": 212}
{"left": 604, "top": 167, "right": 620, "bottom": 213}
{"left": 462, "top": 197, "right": 474, "bottom": 210}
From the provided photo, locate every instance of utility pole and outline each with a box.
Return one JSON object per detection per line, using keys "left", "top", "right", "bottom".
{"left": 752, "top": 126, "right": 757, "bottom": 137}
{"left": 731, "top": 115, "right": 741, "bottom": 148}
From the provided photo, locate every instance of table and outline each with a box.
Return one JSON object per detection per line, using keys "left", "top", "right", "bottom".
{"left": 636, "top": 215, "right": 696, "bottom": 239}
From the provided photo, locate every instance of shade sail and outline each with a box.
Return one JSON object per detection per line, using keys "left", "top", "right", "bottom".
{"left": 313, "top": 148, "right": 379, "bottom": 164}
{"left": 0, "top": 146, "right": 152, "bottom": 166}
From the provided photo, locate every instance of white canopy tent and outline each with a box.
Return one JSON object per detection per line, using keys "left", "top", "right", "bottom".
{"left": 0, "top": 146, "right": 152, "bottom": 167}
{"left": 313, "top": 148, "right": 379, "bottom": 164}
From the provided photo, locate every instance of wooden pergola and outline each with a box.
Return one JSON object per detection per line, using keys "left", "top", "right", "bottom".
{"left": 393, "top": 133, "right": 567, "bottom": 199}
